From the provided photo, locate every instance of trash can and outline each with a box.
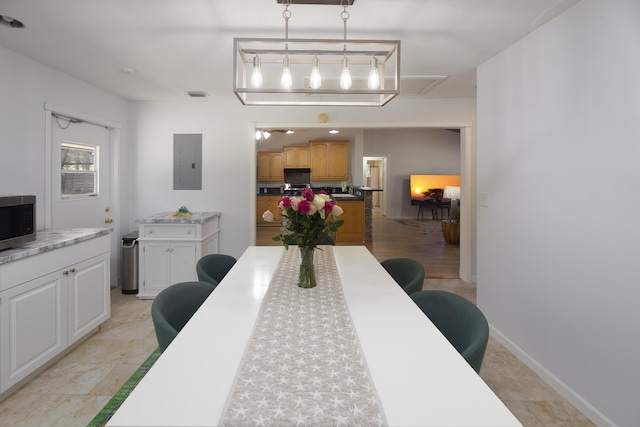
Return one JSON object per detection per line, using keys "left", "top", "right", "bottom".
{"left": 121, "top": 231, "right": 139, "bottom": 294}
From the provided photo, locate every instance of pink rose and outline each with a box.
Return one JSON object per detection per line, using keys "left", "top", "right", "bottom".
{"left": 298, "top": 199, "right": 311, "bottom": 214}
{"left": 301, "top": 188, "right": 315, "bottom": 201}
{"left": 323, "top": 201, "right": 335, "bottom": 214}
{"left": 280, "top": 197, "right": 292, "bottom": 210}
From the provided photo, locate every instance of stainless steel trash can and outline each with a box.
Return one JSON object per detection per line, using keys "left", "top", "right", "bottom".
{"left": 121, "top": 231, "right": 139, "bottom": 294}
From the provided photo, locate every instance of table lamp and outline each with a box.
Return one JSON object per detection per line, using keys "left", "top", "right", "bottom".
{"left": 443, "top": 186, "right": 461, "bottom": 221}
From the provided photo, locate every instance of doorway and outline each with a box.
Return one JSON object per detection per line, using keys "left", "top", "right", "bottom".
{"left": 45, "top": 104, "right": 121, "bottom": 286}
{"left": 363, "top": 156, "right": 387, "bottom": 216}
{"left": 251, "top": 123, "right": 474, "bottom": 281}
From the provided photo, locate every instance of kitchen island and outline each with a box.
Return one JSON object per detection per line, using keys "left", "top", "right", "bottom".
{"left": 257, "top": 187, "right": 382, "bottom": 244}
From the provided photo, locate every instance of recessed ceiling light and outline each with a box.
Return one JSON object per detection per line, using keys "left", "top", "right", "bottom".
{"left": 329, "top": 129, "right": 339, "bottom": 134}
{"left": 0, "top": 15, "right": 25, "bottom": 28}
{"left": 120, "top": 67, "right": 137, "bottom": 75}
{"left": 285, "top": 130, "right": 294, "bottom": 134}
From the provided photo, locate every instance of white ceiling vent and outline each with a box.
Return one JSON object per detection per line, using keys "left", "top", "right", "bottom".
{"left": 187, "top": 91, "right": 209, "bottom": 98}
{"left": 400, "top": 76, "right": 448, "bottom": 96}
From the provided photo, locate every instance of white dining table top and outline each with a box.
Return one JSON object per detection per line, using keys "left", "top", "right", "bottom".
{"left": 107, "top": 246, "right": 520, "bottom": 427}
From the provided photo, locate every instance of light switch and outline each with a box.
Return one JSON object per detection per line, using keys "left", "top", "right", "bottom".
{"left": 480, "top": 192, "right": 488, "bottom": 207}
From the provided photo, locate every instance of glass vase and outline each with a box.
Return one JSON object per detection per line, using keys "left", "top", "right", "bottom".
{"left": 298, "top": 247, "right": 316, "bottom": 288}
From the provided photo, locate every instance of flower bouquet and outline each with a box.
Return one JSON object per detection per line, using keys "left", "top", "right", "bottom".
{"left": 262, "top": 188, "right": 344, "bottom": 288}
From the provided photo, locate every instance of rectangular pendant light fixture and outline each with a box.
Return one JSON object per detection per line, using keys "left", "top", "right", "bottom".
{"left": 233, "top": 1, "right": 400, "bottom": 106}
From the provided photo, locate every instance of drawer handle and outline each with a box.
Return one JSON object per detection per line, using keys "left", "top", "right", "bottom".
{"left": 70, "top": 268, "right": 76, "bottom": 273}
{"left": 148, "top": 230, "right": 153, "bottom": 234}
{"left": 186, "top": 230, "right": 191, "bottom": 234}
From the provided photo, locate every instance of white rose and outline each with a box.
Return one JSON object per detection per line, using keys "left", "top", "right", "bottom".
{"left": 312, "top": 195, "right": 325, "bottom": 211}
{"left": 331, "top": 205, "right": 344, "bottom": 217}
{"left": 262, "top": 210, "right": 275, "bottom": 222}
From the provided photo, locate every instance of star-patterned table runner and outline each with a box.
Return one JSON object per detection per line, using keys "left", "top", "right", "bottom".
{"left": 220, "top": 246, "right": 387, "bottom": 426}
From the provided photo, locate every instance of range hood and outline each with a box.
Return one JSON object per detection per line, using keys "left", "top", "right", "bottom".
{"left": 284, "top": 168, "right": 311, "bottom": 184}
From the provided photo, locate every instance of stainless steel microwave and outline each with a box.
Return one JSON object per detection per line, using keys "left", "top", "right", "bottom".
{"left": 0, "top": 195, "right": 36, "bottom": 250}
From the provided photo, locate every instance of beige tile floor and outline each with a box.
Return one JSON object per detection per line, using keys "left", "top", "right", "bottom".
{"left": 0, "top": 282, "right": 595, "bottom": 427}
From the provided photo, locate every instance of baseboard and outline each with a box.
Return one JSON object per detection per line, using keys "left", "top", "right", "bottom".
{"left": 489, "top": 325, "right": 617, "bottom": 427}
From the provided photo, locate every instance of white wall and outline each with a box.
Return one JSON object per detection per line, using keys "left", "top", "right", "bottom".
{"left": 129, "top": 97, "right": 475, "bottom": 260}
{"left": 477, "top": 1, "right": 640, "bottom": 426}
{"left": 0, "top": 46, "right": 129, "bottom": 231}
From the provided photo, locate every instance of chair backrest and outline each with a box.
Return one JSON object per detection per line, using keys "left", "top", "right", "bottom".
{"left": 380, "top": 258, "right": 425, "bottom": 295}
{"left": 196, "top": 254, "right": 237, "bottom": 285}
{"left": 410, "top": 290, "right": 489, "bottom": 373}
{"left": 151, "top": 281, "right": 216, "bottom": 352}
{"left": 284, "top": 234, "right": 335, "bottom": 246}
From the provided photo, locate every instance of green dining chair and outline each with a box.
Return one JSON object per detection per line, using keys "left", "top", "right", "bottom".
{"left": 151, "top": 281, "right": 216, "bottom": 353}
{"left": 196, "top": 254, "right": 237, "bottom": 285}
{"left": 380, "top": 258, "right": 425, "bottom": 295}
{"left": 410, "top": 290, "right": 489, "bottom": 373}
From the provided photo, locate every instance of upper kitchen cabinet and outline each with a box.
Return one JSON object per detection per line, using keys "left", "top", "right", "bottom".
{"left": 257, "top": 151, "right": 284, "bottom": 181}
{"left": 283, "top": 146, "right": 310, "bottom": 168}
{"left": 310, "top": 140, "right": 349, "bottom": 181}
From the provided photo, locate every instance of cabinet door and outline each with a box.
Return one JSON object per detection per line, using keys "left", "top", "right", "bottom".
{"left": 170, "top": 242, "right": 198, "bottom": 284}
{"left": 271, "top": 152, "right": 284, "bottom": 180}
{"left": 335, "top": 200, "right": 364, "bottom": 243}
{"left": 297, "top": 147, "right": 310, "bottom": 167}
{"left": 68, "top": 253, "right": 110, "bottom": 344}
{"left": 283, "top": 147, "right": 298, "bottom": 167}
{"left": 328, "top": 142, "right": 349, "bottom": 179}
{"left": 257, "top": 197, "right": 274, "bottom": 225}
{"left": 142, "top": 242, "right": 173, "bottom": 293}
{"left": 310, "top": 143, "right": 329, "bottom": 180}
{"left": 257, "top": 152, "right": 272, "bottom": 181}
{"left": 1, "top": 272, "right": 66, "bottom": 391}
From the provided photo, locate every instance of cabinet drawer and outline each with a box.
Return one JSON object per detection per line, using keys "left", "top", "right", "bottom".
{"left": 142, "top": 225, "right": 197, "bottom": 238}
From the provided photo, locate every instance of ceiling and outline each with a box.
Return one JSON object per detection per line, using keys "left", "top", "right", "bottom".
{"left": 0, "top": 0, "right": 579, "bottom": 102}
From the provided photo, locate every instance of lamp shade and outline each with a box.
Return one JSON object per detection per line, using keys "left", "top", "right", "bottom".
{"left": 443, "top": 186, "right": 460, "bottom": 200}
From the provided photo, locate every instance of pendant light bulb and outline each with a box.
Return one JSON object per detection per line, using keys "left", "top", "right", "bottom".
{"left": 309, "top": 56, "right": 322, "bottom": 89}
{"left": 281, "top": 56, "right": 293, "bottom": 89}
{"left": 250, "top": 56, "right": 263, "bottom": 88}
{"left": 368, "top": 57, "right": 380, "bottom": 90}
{"left": 340, "top": 56, "right": 352, "bottom": 90}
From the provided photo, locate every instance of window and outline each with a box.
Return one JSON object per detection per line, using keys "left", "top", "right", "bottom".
{"left": 61, "top": 142, "right": 98, "bottom": 198}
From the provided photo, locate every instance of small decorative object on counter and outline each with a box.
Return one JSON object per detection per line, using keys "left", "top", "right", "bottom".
{"left": 173, "top": 206, "right": 191, "bottom": 216}
{"left": 262, "top": 188, "right": 344, "bottom": 288}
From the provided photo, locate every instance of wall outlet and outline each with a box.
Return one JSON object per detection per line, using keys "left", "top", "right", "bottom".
{"left": 480, "top": 192, "right": 488, "bottom": 207}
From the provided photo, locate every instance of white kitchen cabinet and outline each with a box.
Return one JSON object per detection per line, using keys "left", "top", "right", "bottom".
{"left": 137, "top": 212, "right": 221, "bottom": 299}
{"left": 67, "top": 253, "right": 110, "bottom": 345}
{"left": 0, "top": 231, "right": 111, "bottom": 395}
{"left": 0, "top": 271, "right": 65, "bottom": 392}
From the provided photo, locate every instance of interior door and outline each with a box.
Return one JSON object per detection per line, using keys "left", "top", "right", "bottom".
{"left": 50, "top": 117, "right": 115, "bottom": 284}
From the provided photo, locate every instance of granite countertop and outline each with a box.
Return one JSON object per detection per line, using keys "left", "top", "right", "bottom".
{"left": 136, "top": 211, "right": 221, "bottom": 225}
{"left": 0, "top": 228, "right": 113, "bottom": 265}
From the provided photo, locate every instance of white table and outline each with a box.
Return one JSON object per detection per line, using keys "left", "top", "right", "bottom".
{"left": 107, "top": 246, "right": 520, "bottom": 427}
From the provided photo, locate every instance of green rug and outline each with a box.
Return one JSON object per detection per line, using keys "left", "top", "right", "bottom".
{"left": 87, "top": 348, "right": 161, "bottom": 427}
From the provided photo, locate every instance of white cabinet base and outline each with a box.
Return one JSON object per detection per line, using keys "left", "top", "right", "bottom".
{"left": 137, "top": 213, "right": 220, "bottom": 299}
{"left": 0, "top": 233, "right": 111, "bottom": 395}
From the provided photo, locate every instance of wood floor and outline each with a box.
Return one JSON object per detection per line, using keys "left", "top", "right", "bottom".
{"left": 257, "top": 207, "right": 460, "bottom": 278}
